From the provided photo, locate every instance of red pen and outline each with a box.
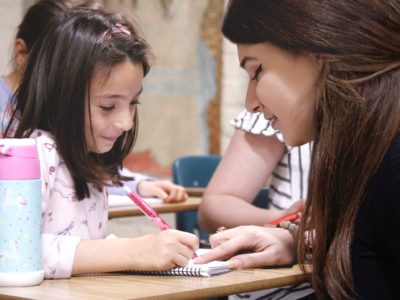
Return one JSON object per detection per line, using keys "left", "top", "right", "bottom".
{"left": 268, "top": 212, "right": 301, "bottom": 225}
{"left": 123, "top": 185, "right": 198, "bottom": 258}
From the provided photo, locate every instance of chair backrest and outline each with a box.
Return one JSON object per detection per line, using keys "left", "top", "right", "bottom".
{"left": 172, "top": 155, "right": 269, "bottom": 241}
{"left": 172, "top": 155, "right": 221, "bottom": 188}
{"left": 172, "top": 155, "right": 221, "bottom": 240}
{"left": 252, "top": 187, "right": 269, "bottom": 208}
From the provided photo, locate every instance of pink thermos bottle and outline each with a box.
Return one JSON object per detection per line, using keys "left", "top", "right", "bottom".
{"left": 0, "top": 138, "right": 44, "bottom": 286}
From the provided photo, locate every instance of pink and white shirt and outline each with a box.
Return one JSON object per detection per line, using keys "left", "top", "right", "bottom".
{"left": 33, "top": 130, "right": 108, "bottom": 279}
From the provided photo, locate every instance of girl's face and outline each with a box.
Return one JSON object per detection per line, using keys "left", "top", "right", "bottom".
{"left": 86, "top": 60, "right": 144, "bottom": 153}
{"left": 237, "top": 42, "right": 320, "bottom": 146}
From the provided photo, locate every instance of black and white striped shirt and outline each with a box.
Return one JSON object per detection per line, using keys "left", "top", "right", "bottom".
{"left": 231, "top": 109, "right": 312, "bottom": 209}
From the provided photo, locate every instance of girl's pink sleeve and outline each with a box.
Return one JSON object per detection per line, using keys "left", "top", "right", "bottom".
{"left": 34, "top": 131, "right": 82, "bottom": 279}
{"left": 42, "top": 234, "right": 81, "bottom": 278}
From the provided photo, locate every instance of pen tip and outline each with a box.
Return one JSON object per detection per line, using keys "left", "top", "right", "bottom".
{"left": 123, "top": 185, "right": 132, "bottom": 194}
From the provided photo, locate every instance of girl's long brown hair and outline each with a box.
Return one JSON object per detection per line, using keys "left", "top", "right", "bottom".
{"left": 222, "top": 1, "right": 400, "bottom": 298}
{"left": 5, "top": 5, "right": 151, "bottom": 200}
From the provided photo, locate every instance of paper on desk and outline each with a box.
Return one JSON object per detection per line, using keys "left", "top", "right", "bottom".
{"left": 108, "top": 194, "right": 163, "bottom": 208}
{"left": 195, "top": 248, "right": 212, "bottom": 256}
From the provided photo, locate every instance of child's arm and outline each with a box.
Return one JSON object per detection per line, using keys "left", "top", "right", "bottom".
{"left": 107, "top": 171, "right": 149, "bottom": 196}
{"left": 108, "top": 169, "right": 187, "bottom": 203}
{"left": 71, "top": 230, "right": 198, "bottom": 275}
{"left": 137, "top": 180, "right": 187, "bottom": 203}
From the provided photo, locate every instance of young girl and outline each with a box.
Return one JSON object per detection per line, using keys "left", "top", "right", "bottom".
{"left": 0, "top": 0, "right": 187, "bottom": 204}
{"left": 4, "top": 5, "right": 198, "bottom": 278}
{"left": 196, "top": 1, "right": 400, "bottom": 299}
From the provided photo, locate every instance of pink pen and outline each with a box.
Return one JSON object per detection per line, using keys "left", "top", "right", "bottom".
{"left": 123, "top": 185, "right": 197, "bottom": 258}
{"left": 123, "top": 185, "right": 171, "bottom": 230}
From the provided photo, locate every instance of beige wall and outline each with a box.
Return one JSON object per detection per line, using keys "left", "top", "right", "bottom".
{"left": 220, "top": 37, "right": 247, "bottom": 153}
{"left": 126, "top": 0, "right": 208, "bottom": 165}
{"left": 0, "top": 0, "right": 24, "bottom": 74}
{"left": 0, "top": 0, "right": 248, "bottom": 237}
{"left": 0, "top": 0, "right": 247, "bottom": 160}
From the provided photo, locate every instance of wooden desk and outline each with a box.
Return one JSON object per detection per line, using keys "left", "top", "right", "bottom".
{"left": 0, "top": 266, "right": 308, "bottom": 300}
{"left": 185, "top": 187, "right": 205, "bottom": 197}
{"left": 108, "top": 196, "right": 202, "bottom": 219}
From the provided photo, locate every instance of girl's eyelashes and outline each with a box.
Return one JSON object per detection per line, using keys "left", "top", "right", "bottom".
{"left": 251, "top": 64, "right": 263, "bottom": 81}
{"left": 100, "top": 105, "right": 114, "bottom": 112}
{"left": 98, "top": 100, "right": 140, "bottom": 111}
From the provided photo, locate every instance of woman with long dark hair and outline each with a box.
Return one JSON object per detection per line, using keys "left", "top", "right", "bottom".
{"left": 196, "top": 1, "right": 400, "bottom": 299}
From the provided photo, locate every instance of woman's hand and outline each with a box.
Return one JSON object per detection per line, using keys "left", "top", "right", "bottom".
{"left": 194, "top": 225, "right": 296, "bottom": 269}
{"left": 138, "top": 180, "right": 188, "bottom": 203}
{"left": 130, "top": 229, "right": 199, "bottom": 270}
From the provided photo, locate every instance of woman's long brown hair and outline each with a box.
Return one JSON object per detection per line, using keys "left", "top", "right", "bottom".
{"left": 222, "top": 1, "right": 400, "bottom": 298}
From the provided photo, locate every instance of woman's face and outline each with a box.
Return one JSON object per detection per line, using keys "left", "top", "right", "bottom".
{"left": 237, "top": 42, "right": 320, "bottom": 146}
{"left": 85, "top": 60, "right": 144, "bottom": 153}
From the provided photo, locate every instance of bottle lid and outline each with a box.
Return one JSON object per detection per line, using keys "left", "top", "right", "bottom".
{"left": 0, "top": 138, "right": 40, "bottom": 180}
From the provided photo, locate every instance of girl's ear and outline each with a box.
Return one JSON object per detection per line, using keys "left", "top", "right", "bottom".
{"left": 14, "top": 38, "right": 29, "bottom": 70}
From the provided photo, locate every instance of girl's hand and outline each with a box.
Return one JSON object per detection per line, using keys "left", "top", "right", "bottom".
{"left": 138, "top": 180, "right": 188, "bottom": 203}
{"left": 194, "top": 225, "right": 296, "bottom": 269}
{"left": 130, "top": 229, "right": 199, "bottom": 270}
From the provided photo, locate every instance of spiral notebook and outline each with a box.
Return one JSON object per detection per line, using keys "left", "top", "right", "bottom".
{"left": 124, "top": 249, "right": 231, "bottom": 277}
{"left": 124, "top": 260, "right": 230, "bottom": 277}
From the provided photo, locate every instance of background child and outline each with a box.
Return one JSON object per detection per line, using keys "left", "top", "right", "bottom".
{"left": 4, "top": 4, "right": 198, "bottom": 278}
{"left": 0, "top": 0, "right": 187, "bottom": 204}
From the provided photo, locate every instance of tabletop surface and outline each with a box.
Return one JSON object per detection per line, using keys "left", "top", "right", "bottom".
{"left": 0, "top": 265, "right": 308, "bottom": 300}
{"left": 108, "top": 196, "right": 202, "bottom": 219}
{"left": 1, "top": 189, "right": 310, "bottom": 299}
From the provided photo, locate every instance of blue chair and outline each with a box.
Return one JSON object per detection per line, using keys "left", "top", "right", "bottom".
{"left": 172, "top": 155, "right": 221, "bottom": 188}
{"left": 172, "top": 155, "right": 269, "bottom": 237}
{"left": 252, "top": 187, "right": 270, "bottom": 209}
{"left": 172, "top": 155, "right": 221, "bottom": 240}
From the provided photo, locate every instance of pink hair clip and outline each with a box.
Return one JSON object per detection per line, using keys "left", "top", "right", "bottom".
{"left": 111, "top": 23, "right": 131, "bottom": 35}
{"left": 97, "top": 23, "right": 131, "bottom": 43}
